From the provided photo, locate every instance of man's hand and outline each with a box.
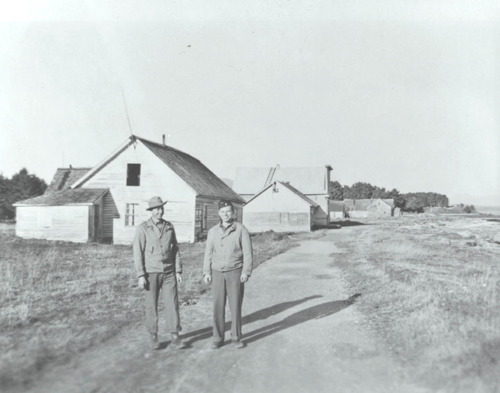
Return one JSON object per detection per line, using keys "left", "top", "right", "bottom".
{"left": 138, "top": 276, "right": 148, "bottom": 290}
{"left": 176, "top": 272, "right": 182, "bottom": 285}
{"left": 203, "top": 274, "right": 212, "bottom": 284}
{"left": 240, "top": 274, "right": 249, "bottom": 283}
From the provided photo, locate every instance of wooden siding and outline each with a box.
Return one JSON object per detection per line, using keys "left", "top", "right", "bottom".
{"left": 16, "top": 206, "right": 89, "bottom": 242}
{"left": 244, "top": 212, "right": 310, "bottom": 233}
{"left": 82, "top": 142, "right": 197, "bottom": 244}
{"left": 243, "top": 183, "right": 312, "bottom": 233}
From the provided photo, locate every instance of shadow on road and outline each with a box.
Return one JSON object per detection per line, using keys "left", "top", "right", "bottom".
{"left": 178, "top": 295, "right": 323, "bottom": 347}
{"left": 243, "top": 293, "right": 361, "bottom": 344}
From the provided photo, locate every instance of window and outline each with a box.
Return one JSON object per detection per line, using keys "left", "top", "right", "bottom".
{"left": 125, "top": 203, "right": 139, "bottom": 226}
{"left": 126, "top": 164, "right": 141, "bottom": 186}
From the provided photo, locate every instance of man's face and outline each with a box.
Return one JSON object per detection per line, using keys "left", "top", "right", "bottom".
{"left": 218, "top": 206, "right": 234, "bottom": 223}
{"left": 150, "top": 206, "right": 164, "bottom": 221}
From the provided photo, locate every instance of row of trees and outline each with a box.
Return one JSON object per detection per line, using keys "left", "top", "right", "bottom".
{"left": 329, "top": 181, "right": 449, "bottom": 212}
{"left": 0, "top": 169, "right": 47, "bottom": 220}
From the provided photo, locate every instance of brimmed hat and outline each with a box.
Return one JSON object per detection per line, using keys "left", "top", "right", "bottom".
{"left": 146, "top": 196, "right": 167, "bottom": 211}
{"left": 218, "top": 200, "right": 233, "bottom": 210}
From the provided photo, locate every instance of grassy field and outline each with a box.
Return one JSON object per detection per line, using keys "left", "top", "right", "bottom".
{"left": 335, "top": 216, "right": 500, "bottom": 392}
{"left": 0, "top": 229, "right": 321, "bottom": 390}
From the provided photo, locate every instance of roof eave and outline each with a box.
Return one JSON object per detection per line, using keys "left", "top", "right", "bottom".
{"left": 70, "top": 137, "right": 135, "bottom": 188}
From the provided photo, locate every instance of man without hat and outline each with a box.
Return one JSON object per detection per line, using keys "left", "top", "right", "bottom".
{"left": 133, "top": 196, "right": 183, "bottom": 350}
{"left": 203, "top": 200, "right": 253, "bottom": 349}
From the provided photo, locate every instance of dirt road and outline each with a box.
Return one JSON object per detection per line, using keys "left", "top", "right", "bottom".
{"left": 24, "top": 228, "right": 428, "bottom": 393}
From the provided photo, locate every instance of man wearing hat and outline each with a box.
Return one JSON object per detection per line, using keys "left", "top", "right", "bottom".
{"left": 133, "top": 196, "right": 183, "bottom": 350}
{"left": 203, "top": 199, "right": 253, "bottom": 349}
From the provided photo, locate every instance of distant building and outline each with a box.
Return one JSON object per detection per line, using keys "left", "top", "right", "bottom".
{"left": 243, "top": 181, "right": 323, "bottom": 233}
{"left": 233, "top": 165, "right": 332, "bottom": 226}
{"left": 329, "top": 200, "right": 345, "bottom": 220}
{"left": 343, "top": 198, "right": 396, "bottom": 218}
{"left": 14, "top": 135, "right": 244, "bottom": 244}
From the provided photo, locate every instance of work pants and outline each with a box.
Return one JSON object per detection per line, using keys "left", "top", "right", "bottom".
{"left": 212, "top": 268, "right": 244, "bottom": 343}
{"left": 145, "top": 273, "right": 181, "bottom": 335}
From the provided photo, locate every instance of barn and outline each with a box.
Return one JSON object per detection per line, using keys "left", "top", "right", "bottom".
{"left": 243, "top": 181, "right": 322, "bottom": 233}
{"left": 14, "top": 135, "right": 244, "bottom": 244}
{"left": 233, "top": 165, "right": 332, "bottom": 226}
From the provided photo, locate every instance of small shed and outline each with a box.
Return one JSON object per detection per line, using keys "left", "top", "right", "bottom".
{"left": 14, "top": 188, "right": 108, "bottom": 243}
{"left": 243, "top": 181, "right": 321, "bottom": 233}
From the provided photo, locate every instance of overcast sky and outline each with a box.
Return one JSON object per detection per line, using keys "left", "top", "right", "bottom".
{"left": 1, "top": 0, "right": 499, "bottom": 204}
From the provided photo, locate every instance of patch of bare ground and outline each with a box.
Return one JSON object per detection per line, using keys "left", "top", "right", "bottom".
{"left": 0, "top": 229, "right": 316, "bottom": 391}
{"left": 333, "top": 216, "right": 500, "bottom": 392}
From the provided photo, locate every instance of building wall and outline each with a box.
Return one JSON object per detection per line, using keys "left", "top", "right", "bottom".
{"left": 82, "top": 142, "right": 197, "bottom": 244}
{"left": 367, "top": 200, "right": 393, "bottom": 217}
{"left": 305, "top": 194, "right": 329, "bottom": 226}
{"left": 243, "top": 184, "right": 312, "bottom": 233}
{"left": 16, "top": 205, "right": 90, "bottom": 242}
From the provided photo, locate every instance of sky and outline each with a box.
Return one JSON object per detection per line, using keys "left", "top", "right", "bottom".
{"left": 1, "top": 0, "right": 499, "bottom": 205}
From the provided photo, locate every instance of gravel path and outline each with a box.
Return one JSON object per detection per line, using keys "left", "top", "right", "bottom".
{"left": 23, "top": 228, "right": 429, "bottom": 393}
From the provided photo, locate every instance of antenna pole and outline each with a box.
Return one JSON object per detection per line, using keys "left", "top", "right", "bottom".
{"left": 121, "top": 89, "right": 133, "bottom": 136}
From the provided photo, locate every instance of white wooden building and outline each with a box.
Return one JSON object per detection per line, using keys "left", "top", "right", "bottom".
{"left": 243, "top": 181, "right": 322, "bottom": 233}
{"left": 14, "top": 188, "right": 108, "bottom": 243}
{"left": 15, "top": 135, "right": 244, "bottom": 244}
{"left": 233, "top": 165, "right": 332, "bottom": 226}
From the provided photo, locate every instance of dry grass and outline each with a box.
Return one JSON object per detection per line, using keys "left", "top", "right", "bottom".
{"left": 0, "top": 229, "right": 310, "bottom": 390}
{"left": 335, "top": 217, "right": 500, "bottom": 392}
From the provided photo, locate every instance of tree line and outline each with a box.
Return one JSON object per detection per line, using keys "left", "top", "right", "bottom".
{"left": 0, "top": 168, "right": 47, "bottom": 220}
{"left": 329, "top": 181, "right": 449, "bottom": 212}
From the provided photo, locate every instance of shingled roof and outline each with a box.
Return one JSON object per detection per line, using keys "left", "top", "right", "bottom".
{"left": 14, "top": 188, "right": 108, "bottom": 206}
{"left": 70, "top": 136, "right": 244, "bottom": 203}
{"left": 136, "top": 137, "right": 244, "bottom": 203}
{"left": 46, "top": 167, "right": 92, "bottom": 193}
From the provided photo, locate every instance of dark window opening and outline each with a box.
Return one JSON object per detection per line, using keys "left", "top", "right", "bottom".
{"left": 127, "top": 164, "right": 141, "bottom": 186}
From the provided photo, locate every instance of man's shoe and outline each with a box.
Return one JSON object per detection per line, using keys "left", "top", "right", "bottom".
{"left": 149, "top": 334, "right": 161, "bottom": 350}
{"left": 232, "top": 340, "right": 245, "bottom": 349}
{"left": 170, "top": 333, "right": 184, "bottom": 348}
{"left": 211, "top": 341, "right": 223, "bottom": 349}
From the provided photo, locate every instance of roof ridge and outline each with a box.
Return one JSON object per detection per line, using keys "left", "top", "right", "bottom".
{"left": 133, "top": 135, "right": 199, "bottom": 160}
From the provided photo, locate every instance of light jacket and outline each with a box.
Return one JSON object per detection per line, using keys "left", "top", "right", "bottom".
{"left": 133, "top": 218, "right": 182, "bottom": 278}
{"left": 203, "top": 221, "right": 253, "bottom": 277}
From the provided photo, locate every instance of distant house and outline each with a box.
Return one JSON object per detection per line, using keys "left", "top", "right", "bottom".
{"left": 243, "top": 181, "right": 322, "bottom": 233}
{"left": 343, "top": 198, "right": 395, "bottom": 218}
{"left": 14, "top": 135, "right": 244, "bottom": 244}
{"left": 233, "top": 165, "right": 332, "bottom": 226}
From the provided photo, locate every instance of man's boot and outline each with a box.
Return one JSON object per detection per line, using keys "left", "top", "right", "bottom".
{"left": 149, "top": 333, "right": 160, "bottom": 350}
{"left": 170, "top": 332, "right": 184, "bottom": 348}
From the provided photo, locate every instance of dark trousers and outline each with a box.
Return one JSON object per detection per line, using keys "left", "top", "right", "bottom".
{"left": 212, "top": 268, "right": 244, "bottom": 343}
{"left": 145, "top": 273, "right": 181, "bottom": 335}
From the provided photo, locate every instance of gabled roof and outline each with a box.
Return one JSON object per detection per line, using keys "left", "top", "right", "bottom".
{"left": 71, "top": 135, "right": 244, "bottom": 203}
{"left": 46, "top": 167, "right": 92, "bottom": 193}
{"left": 233, "top": 165, "right": 332, "bottom": 195}
{"left": 245, "top": 181, "right": 319, "bottom": 207}
{"left": 14, "top": 188, "right": 108, "bottom": 206}
{"left": 343, "top": 198, "right": 395, "bottom": 211}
